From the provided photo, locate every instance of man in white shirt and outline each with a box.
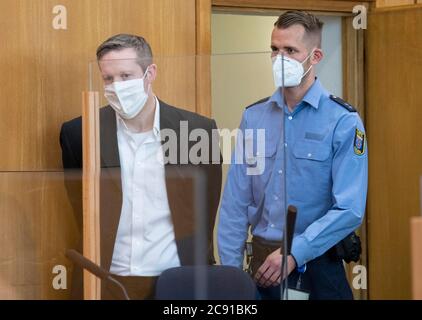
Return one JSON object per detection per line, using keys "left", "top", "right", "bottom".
{"left": 60, "top": 34, "right": 222, "bottom": 299}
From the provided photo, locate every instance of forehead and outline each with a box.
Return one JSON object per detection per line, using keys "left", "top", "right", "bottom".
{"left": 271, "top": 25, "right": 306, "bottom": 46}
{"left": 100, "top": 47, "right": 138, "bottom": 60}
{"left": 98, "top": 48, "right": 143, "bottom": 74}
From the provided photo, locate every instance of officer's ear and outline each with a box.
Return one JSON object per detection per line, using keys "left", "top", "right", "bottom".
{"left": 310, "top": 48, "right": 323, "bottom": 65}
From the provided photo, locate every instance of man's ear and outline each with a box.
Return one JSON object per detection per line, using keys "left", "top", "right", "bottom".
{"left": 146, "top": 63, "right": 157, "bottom": 82}
{"left": 311, "top": 48, "right": 323, "bottom": 65}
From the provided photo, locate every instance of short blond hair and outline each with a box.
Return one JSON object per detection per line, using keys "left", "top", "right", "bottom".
{"left": 96, "top": 34, "right": 153, "bottom": 72}
{"left": 274, "top": 11, "right": 324, "bottom": 48}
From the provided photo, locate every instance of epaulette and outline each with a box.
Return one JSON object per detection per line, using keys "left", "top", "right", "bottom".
{"left": 245, "top": 96, "right": 270, "bottom": 109}
{"left": 330, "top": 95, "right": 357, "bottom": 112}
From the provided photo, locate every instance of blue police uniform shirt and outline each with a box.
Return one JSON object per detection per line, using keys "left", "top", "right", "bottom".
{"left": 218, "top": 78, "right": 368, "bottom": 268}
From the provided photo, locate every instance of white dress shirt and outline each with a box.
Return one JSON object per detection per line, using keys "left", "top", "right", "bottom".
{"left": 110, "top": 97, "right": 181, "bottom": 276}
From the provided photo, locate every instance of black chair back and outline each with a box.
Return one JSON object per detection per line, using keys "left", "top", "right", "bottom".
{"left": 155, "top": 265, "right": 256, "bottom": 300}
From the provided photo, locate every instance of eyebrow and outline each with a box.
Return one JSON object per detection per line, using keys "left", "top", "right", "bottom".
{"left": 270, "top": 43, "right": 299, "bottom": 50}
{"left": 101, "top": 69, "right": 134, "bottom": 78}
{"left": 271, "top": 44, "right": 300, "bottom": 51}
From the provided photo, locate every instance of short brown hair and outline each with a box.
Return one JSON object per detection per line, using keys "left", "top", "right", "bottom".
{"left": 96, "top": 34, "right": 153, "bottom": 71}
{"left": 274, "top": 11, "right": 324, "bottom": 48}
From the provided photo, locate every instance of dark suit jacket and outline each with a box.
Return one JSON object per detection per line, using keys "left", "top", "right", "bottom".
{"left": 60, "top": 100, "right": 222, "bottom": 299}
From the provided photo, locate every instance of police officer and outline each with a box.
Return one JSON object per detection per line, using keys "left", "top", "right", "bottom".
{"left": 218, "top": 11, "right": 368, "bottom": 300}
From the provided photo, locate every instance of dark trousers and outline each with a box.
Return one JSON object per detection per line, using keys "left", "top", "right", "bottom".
{"left": 257, "top": 253, "right": 353, "bottom": 300}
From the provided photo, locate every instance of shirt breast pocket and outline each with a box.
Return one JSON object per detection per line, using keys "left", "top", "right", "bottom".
{"left": 292, "top": 141, "right": 331, "bottom": 163}
{"left": 247, "top": 143, "right": 277, "bottom": 204}
{"left": 290, "top": 141, "right": 332, "bottom": 201}
{"left": 245, "top": 139, "right": 277, "bottom": 176}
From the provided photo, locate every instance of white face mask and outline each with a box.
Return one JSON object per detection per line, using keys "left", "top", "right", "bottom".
{"left": 104, "top": 67, "right": 150, "bottom": 120}
{"left": 272, "top": 50, "right": 314, "bottom": 88}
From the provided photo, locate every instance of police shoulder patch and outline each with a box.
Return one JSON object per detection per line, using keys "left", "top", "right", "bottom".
{"left": 330, "top": 95, "right": 357, "bottom": 113}
{"left": 354, "top": 128, "right": 366, "bottom": 156}
{"left": 245, "top": 96, "right": 270, "bottom": 109}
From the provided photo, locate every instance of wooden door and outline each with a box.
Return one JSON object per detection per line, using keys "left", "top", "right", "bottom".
{"left": 366, "top": 5, "right": 422, "bottom": 299}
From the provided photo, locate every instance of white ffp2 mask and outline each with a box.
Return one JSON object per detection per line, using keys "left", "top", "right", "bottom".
{"left": 272, "top": 51, "right": 314, "bottom": 88}
{"left": 104, "top": 68, "right": 150, "bottom": 119}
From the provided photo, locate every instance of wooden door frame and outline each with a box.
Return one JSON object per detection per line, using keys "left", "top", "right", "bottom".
{"left": 212, "top": 0, "right": 374, "bottom": 13}
{"left": 196, "top": 0, "right": 368, "bottom": 299}
{"left": 342, "top": 17, "right": 367, "bottom": 300}
{"left": 196, "top": 0, "right": 212, "bottom": 117}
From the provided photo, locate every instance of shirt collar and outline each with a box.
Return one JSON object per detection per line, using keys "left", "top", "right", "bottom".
{"left": 267, "top": 78, "right": 324, "bottom": 110}
{"left": 302, "top": 78, "right": 324, "bottom": 110}
{"left": 152, "top": 96, "right": 160, "bottom": 138}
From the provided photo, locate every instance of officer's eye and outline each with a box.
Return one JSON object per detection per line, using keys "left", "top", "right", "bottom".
{"left": 285, "top": 47, "right": 295, "bottom": 54}
{"left": 103, "top": 76, "right": 113, "bottom": 84}
{"left": 271, "top": 46, "right": 279, "bottom": 53}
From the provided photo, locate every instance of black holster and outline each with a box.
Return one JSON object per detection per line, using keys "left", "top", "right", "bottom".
{"left": 332, "top": 232, "right": 362, "bottom": 263}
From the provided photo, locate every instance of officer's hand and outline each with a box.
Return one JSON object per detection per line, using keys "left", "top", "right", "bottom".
{"left": 254, "top": 249, "right": 296, "bottom": 288}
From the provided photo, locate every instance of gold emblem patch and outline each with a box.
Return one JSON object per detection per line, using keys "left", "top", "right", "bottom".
{"left": 354, "top": 128, "right": 365, "bottom": 156}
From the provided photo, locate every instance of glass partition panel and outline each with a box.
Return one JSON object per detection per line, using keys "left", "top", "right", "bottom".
{"left": 70, "top": 48, "right": 363, "bottom": 300}
{"left": 86, "top": 55, "right": 216, "bottom": 300}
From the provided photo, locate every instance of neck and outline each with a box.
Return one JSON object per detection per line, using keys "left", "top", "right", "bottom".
{"left": 123, "top": 93, "right": 156, "bottom": 133}
{"left": 283, "top": 75, "right": 315, "bottom": 112}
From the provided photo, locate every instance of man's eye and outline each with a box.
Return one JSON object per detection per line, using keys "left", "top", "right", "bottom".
{"left": 286, "top": 48, "right": 294, "bottom": 54}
